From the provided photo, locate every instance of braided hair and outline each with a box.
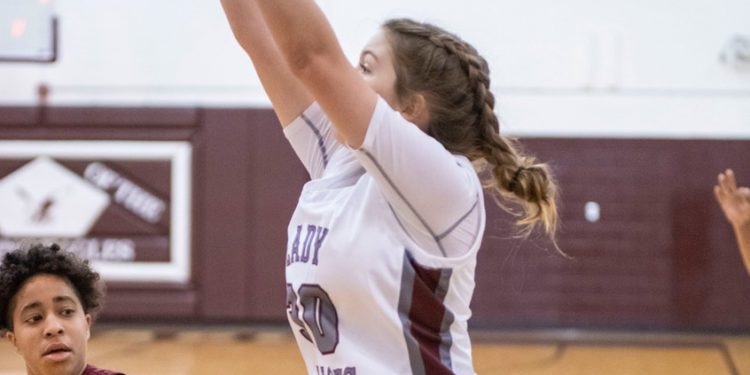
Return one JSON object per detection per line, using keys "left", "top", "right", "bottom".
{"left": 383, "top": 19, "right": 560, "bottom": 245}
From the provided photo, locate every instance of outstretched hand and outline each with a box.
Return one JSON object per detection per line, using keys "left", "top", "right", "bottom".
{"left": 714, "top": 169, "right": 750, "bottom": 229}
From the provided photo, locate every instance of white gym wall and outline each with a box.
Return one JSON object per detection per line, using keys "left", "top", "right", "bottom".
{"left": 1, "top": 0, "right": 748, "bottom": 138}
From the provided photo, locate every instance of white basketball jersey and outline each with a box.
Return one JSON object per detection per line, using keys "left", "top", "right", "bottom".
{"left": 283, "top": 98, "right": 486, "bottom": 375}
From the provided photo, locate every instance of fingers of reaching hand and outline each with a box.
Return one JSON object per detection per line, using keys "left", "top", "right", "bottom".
{"left": 719, "top": 169, "right": 738, "bottom": 193}
{"left": 715, "top": 170, "right": 749, "bottom": 208}
{"left": 714, "top": 184, "right": 726, "bottom": 203}
{"left": 715, "top": 171, "right": 733, "bottom": 203}
{"left": 715, "top": 170, "right": 750, "bottom": 229}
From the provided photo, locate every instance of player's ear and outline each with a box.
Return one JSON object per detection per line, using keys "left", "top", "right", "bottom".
{"left": 400, "top": 93, "right": 429, "bottom": 131}
{"left": 85, "top": 314, "right": 92, "bottom": 340}
{"left": 5, "top": 330, "right": 18, "bottom": 350}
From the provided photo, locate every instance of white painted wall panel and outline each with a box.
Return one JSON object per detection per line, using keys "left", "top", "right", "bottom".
{"left": 0, "top": 0, "right": 748, "bottom": 138}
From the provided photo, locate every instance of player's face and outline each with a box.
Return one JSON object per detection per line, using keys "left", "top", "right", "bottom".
{"left": 358, "top": 29, "right": 401, "bottom": 111}
{"left": 5, "top": 274, "right": 91, "bottom": 375}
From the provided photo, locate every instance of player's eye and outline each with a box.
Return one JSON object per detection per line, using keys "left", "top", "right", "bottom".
{"left": 60, "top": 308, "right": 76, "bottom": 316}
{"left": 24, "top": 315, "right": 43, "bottom": 324}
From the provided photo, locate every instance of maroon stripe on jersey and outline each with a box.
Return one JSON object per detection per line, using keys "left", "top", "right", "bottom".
{"left": 398, "top": 251, "right": 455, "bottom": 375}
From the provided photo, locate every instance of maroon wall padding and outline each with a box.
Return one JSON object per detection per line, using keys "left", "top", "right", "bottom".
{"left": 1, "top": 105, "right": 748, "bottom": 331}
{"left": 197, "top": 108, "right": 307, "bottom": 321}
{"left": 472, "top": 138, "right": 750, "bottom": 331}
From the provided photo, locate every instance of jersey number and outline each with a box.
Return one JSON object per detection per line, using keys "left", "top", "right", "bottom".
{"left": 286, "top": 284, "right": 339, "bottom": 354}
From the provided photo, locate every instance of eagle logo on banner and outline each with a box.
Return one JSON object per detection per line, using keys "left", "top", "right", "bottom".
{"left": 0, "top": 156, "right": 110, "bottom": 238}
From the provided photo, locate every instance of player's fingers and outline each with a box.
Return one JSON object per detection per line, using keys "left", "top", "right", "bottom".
{"left": 714, "top": 185, "right": 728, "bottom": 204}
{"left": 725, "top": 169, "right": 738, "bottom": 190}
{"left": 717, "top": 173, "right": 729, "bottom": 193}
{"left": 739, "top": 187, "right": 750, "bottom": 199}
{"left": 718, "top": 171, "right": 735, "bottom": 193}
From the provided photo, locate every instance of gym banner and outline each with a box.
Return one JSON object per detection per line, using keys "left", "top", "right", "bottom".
{"left": 0, "top": 141, "right": 192, "bottom": 283}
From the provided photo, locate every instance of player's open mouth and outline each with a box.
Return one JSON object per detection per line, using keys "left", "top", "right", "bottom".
{"left": 42, "top": 344, "right": 72, "bottom": 361}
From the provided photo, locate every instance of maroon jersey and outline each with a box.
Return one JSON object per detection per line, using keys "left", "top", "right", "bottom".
{"left": 82, "top": 365, "right": 125, "bottom": 375}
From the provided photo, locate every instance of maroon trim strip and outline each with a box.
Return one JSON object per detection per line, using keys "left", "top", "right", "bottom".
{"left": 400, "top": 251, "right": 455, "bottom": 374}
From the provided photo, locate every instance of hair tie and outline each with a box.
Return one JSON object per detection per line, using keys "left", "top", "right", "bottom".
{"left": 508, "top": 167, "right": 525, "bottom": 192}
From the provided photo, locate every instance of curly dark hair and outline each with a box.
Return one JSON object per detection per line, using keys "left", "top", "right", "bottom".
{"left": 0, "top": 243, "right": 103, "bottom": 332}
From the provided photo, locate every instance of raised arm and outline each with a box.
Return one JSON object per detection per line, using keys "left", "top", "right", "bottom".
{"left": 220, "top": 0, "right": 313, "bottom": 126}
{"left": 714, "top": 169, "right": 750, "bottom": 276}
{"left": 255, "top": 0, "right": 378, "bottom": 147}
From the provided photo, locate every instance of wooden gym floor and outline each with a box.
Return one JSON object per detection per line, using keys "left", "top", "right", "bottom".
{"left": 1, "top": 326, "right": 748, "bottom": 374}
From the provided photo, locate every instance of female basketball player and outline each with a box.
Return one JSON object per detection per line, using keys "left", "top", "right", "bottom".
{"left": 221, "top": 1, "right": 560, "bottom": 373}
{"left": 0, "top": 244, "right": 123, "bottom": 375}
{"left": 715, "top": 169, "right": 750, "bottom": 276}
